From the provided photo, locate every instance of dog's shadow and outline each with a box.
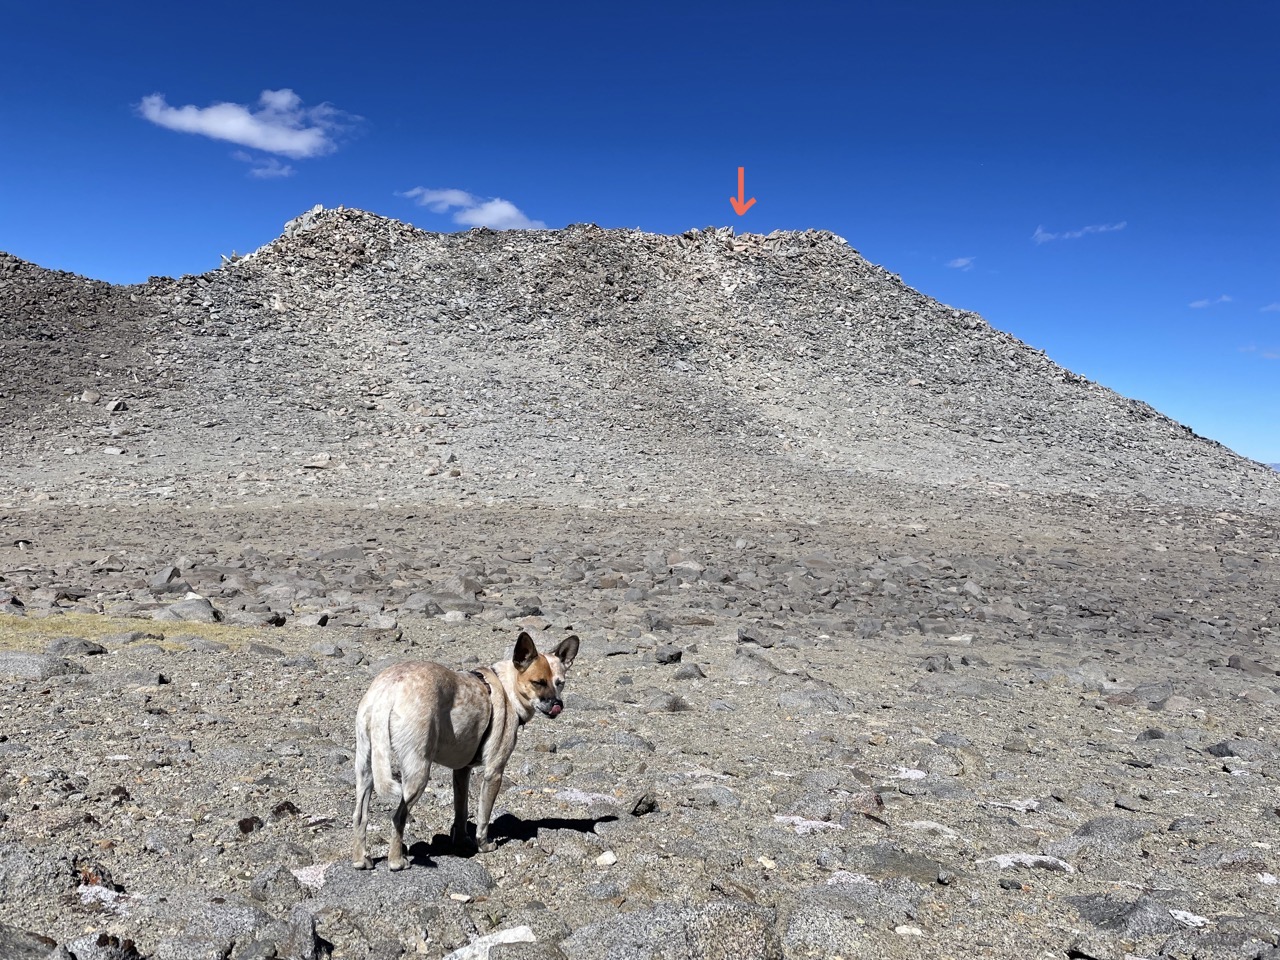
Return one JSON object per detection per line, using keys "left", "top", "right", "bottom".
{"left": 490, "top": 812, "right": 618, "bottom": 843}
{"left": 404, "top": 813, "right": 618, "bottom": 864}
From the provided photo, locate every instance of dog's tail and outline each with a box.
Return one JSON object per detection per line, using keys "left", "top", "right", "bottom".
{"left": 365, "top": 699, "right": 401, "bottom": 803}
{"left": 354, "top": 700, "right": 373, "bottom": 790}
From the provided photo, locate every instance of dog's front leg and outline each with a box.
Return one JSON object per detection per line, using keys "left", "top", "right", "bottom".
{"left": 450, "top": 767, "right": 472, "bottom": 849}
{"left": 474, "top": 771, "right": 504, "bottom": 852}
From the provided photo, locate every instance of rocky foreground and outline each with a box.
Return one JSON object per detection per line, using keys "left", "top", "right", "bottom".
{"left": 2, "top": 209, "right": 1279, "bottom": 959}
{"left": 2, "top": 492, "right": 1278, "bottom": 960}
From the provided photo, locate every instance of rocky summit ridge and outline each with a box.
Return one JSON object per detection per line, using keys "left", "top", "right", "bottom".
{"left": 2, "top": 204, "right": 1277, "bottom": 514}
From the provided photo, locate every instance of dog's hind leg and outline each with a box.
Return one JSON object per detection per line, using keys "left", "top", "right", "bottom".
{"left": 352, "top": 710, "right": 375, "bottom": 869}
{"left": 388, "top": 750, "right": 431, "bottom": 871}
{"left": 450, "top": 767, "right": 472, "bottom": 849}
{"left": 388, "top": 796, "right": 411, "bottom": 871}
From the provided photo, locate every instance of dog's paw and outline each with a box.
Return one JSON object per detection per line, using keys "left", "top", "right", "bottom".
{"left": 477, "top": 839, "right": 497, "bottom": 854}
{"left": 449, "top": 827, "right": 476, "bottom": 850}
{"left": 388, "top": 857, "right": 409, "bottom": 871}
{"left": 353, "top": 856, "right": 373, "bottom": 870}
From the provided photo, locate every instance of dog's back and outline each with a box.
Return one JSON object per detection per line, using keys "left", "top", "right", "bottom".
{"left": 354, "top": 661, "right": 490, "bottom": 802}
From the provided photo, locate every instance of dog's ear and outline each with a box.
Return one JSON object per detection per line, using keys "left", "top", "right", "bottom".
{"left": 513, "top": 631, "right": 539, "bottom": 671}
{"left": 554, "top": 634, "right": 580, "bottom": 670}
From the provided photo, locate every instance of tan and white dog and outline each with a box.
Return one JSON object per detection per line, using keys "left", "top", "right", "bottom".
{"left": 352, "top": 631, "right": 580, "bottom": 870}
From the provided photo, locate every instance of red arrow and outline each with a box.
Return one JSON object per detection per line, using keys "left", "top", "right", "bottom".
{"left": 730, "top": 166, "right": 756, "bottom": 215}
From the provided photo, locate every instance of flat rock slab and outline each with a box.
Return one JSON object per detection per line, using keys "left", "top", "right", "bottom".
{"left": 45, "top": 637, "right": 107, "bottom": 656}
{"left": 152, "top": 598, "right": 220, "bottom": 623}
{"left": 0, "top": 652, "right": 86, "bottom": 681}
{"left": 0, "top": 923, "right": 56, "bottom": 960}
{"left": 561, "top": 902, "right": 781, "bottom": 960}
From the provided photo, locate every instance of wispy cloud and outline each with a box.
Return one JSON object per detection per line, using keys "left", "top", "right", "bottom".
{"left": 1033, "top": 221, "right": 1127, "bottom": 244}
{"left": 946, "top": 256, "right": 975, "bottom": 271}
{"left": 1240, "top": 344, "right": 1280, "bottom": 360}
{"left": 401, "top": 187, "right": 546, "bottom": 229}
{"left": 407, "top": 188, "right": 477, "bottom": 213}
{"left": 232, "top": 151, "right": 294, "bottom": 179}
{"left": 138, "top": 89, "right": 357, "bottom": 159}
{"left": 1189, "top": 295, "right": 1232, "bottom": 308}
{"left": 1261, "top": 302, "right": 1280, "bottom": 313}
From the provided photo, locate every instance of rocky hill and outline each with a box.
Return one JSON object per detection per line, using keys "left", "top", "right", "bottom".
{"left": 2, "top": 205, "right": 1277, "bottom": 514}
{"left": 2, "top": 209, "right": 1279, "bottom": 960}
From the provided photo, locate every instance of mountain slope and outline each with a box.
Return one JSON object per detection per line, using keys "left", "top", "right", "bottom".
{"left": 2, "top": 206, "right": 1277, "bottom": 513}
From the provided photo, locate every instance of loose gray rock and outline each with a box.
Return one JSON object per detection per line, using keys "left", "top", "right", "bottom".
{"left": 45, "top": 637, "right": 107, "bottom": 656}
{"left": 561, "top": 902, "right": 781, "bottom": 960}
{"left": 0, "top": 652, "right": 86, "bottom": 681}
{"left": 0, "top": 923, "right": 55, "bottom": 960}
{"left": 58, "top": 933, "right": 145, "bottom": 960}
{"left": 152, "top": 597, "right": 220, "bottom": 623}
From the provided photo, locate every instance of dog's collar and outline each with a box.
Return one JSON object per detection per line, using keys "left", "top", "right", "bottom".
{"left": 468, "top": 667, "right": 530, "bottom": 727}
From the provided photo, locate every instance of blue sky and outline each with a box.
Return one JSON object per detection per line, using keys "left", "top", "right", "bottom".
{"left": 2, "top": 1, "right": 1277, "bottom": 463}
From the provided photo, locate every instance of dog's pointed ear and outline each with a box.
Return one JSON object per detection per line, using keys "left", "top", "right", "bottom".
{"left": 513, "top": 631, "right": 539, "bottom": 671}
{"left": 554, "top": 634, "right": 580, "bottom": 670}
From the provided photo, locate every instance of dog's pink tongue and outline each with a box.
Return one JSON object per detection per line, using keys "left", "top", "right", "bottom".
{"left": 549, "top": 703, "right": 563, "bottom": 717}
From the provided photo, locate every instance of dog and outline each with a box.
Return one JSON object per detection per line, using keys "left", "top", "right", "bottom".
{"left": 352, "top": 630, "right": 580, "bottom": 870}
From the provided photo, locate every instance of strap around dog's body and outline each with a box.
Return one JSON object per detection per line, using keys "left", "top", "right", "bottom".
{"left": 465, "top": 668, "right": 496, "bottom": 769}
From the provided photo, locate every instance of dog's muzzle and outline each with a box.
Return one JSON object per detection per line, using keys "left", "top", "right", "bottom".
{"left": 542, "top": 699, "right": 563, "bottom": 718}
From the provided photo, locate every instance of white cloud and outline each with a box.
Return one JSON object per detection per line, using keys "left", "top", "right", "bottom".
{"left": 232, "top": 151, "right": 294, "bottom": 179}
{"left": 1189, "top": 295, "right": 1232, "bottom": 308}
{"left": 401, "top": 187, "right": 546, "bottom": 229}
{"left": 138, "top": 89, "right": 355, "bottom": 159}
{"left": 406, "top": 188, "right": 479, "bottom": 213}
{"left": 1240, "top": 344, "right": 1279, "bottom": 360}
{"left": 1033, "top": 221, "right": 1127, "bottom": 244}
{"left": 1261, "top": 303, "right": 1280, "bottom": 313}
{"left": 946, "top": 256, "right": 975, "bottom": 271}
{"left": 453, "top": 198, "right": 544, "bottom": 229}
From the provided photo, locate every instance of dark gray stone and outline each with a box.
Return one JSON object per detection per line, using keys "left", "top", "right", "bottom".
{"left": 736, "top": 624, "right": 774, "bottom": 647}
{"left": 153, "top": 597, "right": 221, "bottom": 623}
{"left": 249, "top": 864, "right": 303, "bottom": 905}
{"left": 1068, "top": 893, "right": 1180, "bottom": 938}
{"left": 654, "top": 644, "right": 683, "bottom": 664}
{"left": 60, "top": 933, "right": 145, "bottom": 960}
{"left": 45, "top": 636, "right": 107, "bottom": 656}
{"left": 0, "top": 652, "right": 86, "bottom": 680}
{"left": 0, "top": 923, "right": 56, "bottom": 960}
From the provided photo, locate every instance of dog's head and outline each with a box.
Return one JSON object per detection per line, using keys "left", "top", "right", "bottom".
{"left": 512, "top": 631, "right": 579, "bottom": 719}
